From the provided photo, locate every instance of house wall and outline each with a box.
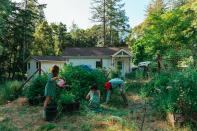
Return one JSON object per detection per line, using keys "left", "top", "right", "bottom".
{"left": 26, "top": 59, "right": 65, "bottom": 79}
{"left": 27, "top": 59, "right": 38, "bottom": 79}
{"left": 41, "top": 61, "right": 65, "bottom": 73}
{"left": 26, "top": 56, "right": 132, "bottom": 79}
{"left": 68, "top": 58, "right": 112, "bottom": 69}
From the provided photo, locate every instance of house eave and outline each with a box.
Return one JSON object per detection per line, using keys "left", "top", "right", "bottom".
{"left": 40, "top": 60, "right": 66, "bottom": 63}
{"left": 63, "top": 56, "right": 111, "bottom": 59}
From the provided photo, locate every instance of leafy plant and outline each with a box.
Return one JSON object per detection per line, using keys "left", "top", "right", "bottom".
{"left": 109, "top": 68, "right": 121, "bottom": 79}
{"left": 59, "top": 64, "right": 109, "bottom": 100}
{"left": 141, "top": 68, "right": 197, "bottom": 116}
{"left": 36, "top": 123, "right": 57, "bottom": 131}
{"left": 0, "top": 80, "right": 22, "bottom": 104}
{"left": 58, "top": 91, "right": 75, "bottom": 104}
{"left": 26, "top": 74, "right": 47, "bottom": 103}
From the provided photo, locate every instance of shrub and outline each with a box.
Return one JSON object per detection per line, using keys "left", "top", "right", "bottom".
{"left": 25, "top": 65, "right": 109, "bottom": 105}
{"left": 109, "top": 68, "right": 121, "bottom": 79}
{"left": 26, "top": 74, "right": 47, "bottom": 103}
{"left": 58, "top": 91, "right": 75, "bottom": 104}
{"left": 141, "top": 68, "right": 197, "bottom": 115}
{"left": 59, "top": 65, "right": 109, "bottom": 100}
{"left": 0, "top": 80, "right": 22, "bottom": 104}
{"left": 125, "top": 69, "right": 144, "bottom": 80}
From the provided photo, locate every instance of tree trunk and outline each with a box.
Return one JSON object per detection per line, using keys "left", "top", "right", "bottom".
{"left": 110, "top": 21, "right": 112, "bottom": 45}
{"left": 103, "top": 0, "right": 106, "bottom": 46}
{"left": 193, "top": 50, "right": 197, "bottom": 67}
{"left": 8, "top": 51, "right": 13, "bottom": 79}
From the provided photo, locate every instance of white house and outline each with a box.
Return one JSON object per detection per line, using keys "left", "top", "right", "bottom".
{"left": 25, "top": 56, "right": 66, "bottom": 79}
{"left": 25, "top": 47, "right": 133, "bottom": 79}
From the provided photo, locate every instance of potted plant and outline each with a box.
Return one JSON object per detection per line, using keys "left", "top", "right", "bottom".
{"left": 58, "top": 92, "right": 75, "bottom": 112}
{"left": 46, "top": 101, "right": 58, "bottom": 121}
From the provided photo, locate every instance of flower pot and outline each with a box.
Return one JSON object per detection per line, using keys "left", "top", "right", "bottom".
{"left": 62, "top": 103, "right": 73, "bottom": 112}
{"left": 73, "top": 101, "right": 80, "bottom": 111}
{"left": 61, "top": 101, "right": 80, "bottom": 112}
{"left": 46, "top": 104, "right": 57, "bottom": 121}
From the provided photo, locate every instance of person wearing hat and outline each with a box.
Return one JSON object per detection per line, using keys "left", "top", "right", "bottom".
{"left": 105, "top": 73, "right": 128, "bottom": 105}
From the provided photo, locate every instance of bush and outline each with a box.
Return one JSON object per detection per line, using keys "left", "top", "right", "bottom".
{"left": 126, "top": 69, "right": 144, "bottom": 80}
{"left": 58, "top": 91, "right": 75, "bottom": 104}
{"left": 109, "top": 68, "right": 121, "bottom": 79}
{"left": 26, "top": 74, "right": 47, "bottom": 103}
{"left": 25, "top": 65, "right": 109, "bottom": 105}
{"left": 141, "top": 68, "right": 197, "bottom": 115}
{"left": 59, "top": 65, "right": 109, "bottom": 100}
{"left": 0, "top": 80, "right": 22, "bottom": 104}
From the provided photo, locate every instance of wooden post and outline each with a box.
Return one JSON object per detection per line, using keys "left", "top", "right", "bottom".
{"left": 38, "top": 62, "right": 41, "bottom": 75}
{"left": 100, "top": 58, "right": 103, "bottom": 68}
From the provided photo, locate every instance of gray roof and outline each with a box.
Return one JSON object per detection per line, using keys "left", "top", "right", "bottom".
{"left": 62, "top": 47, "right": 131, "bottom": 56}
{"left": 28, "top": 56, "right": 65, "bottom": 62}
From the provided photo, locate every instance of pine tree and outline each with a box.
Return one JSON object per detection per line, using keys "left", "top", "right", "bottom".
{"left": 91, "top": 0, "right": 106, "bottom": 46}
{"left": 90, "top": 0, "right": 129, "bottom": 46}
{"left": 146, "top": 0, "right": 166, "bottom": 16}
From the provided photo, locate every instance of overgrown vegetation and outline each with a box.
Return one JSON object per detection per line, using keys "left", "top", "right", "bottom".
{"left": 0, "top": 80, "right": 22, "bottom": 104}
{"left": 59, "top": 65, "right": 109, "bottom": 100}
{"left": 25, "top": 74, "right": 47, "bottom": 104}
{"left": 140, "top": 67, "right": 197, "bottom": 128}
{"left": 24, "top": 65, "right": 109, "bottom": 105}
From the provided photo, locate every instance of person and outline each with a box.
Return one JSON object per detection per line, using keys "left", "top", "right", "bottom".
{"left": 86, "top": 83, "right": 101, "bottom": 113}
{"left": 105, "top": 73, "right": 128, "bottom": 105}
{"left": 43, "top": 65, "right": 66, "bottom": 119}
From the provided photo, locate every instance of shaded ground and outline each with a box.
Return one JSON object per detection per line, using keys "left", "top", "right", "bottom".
{"left": 0, "top": 85, "right": 189, "bottom": 131}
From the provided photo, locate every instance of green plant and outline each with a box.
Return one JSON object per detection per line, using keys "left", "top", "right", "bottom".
{"left": 58, "top": 91, "right": 75, "bottom": 104}
{"left": 26, "top": 74, "right": 47, "bottom": 103}
{"left": 0, "top": 80, "right": 22, "bottom": 104}
{"left": 126, "top": 69, "right": 144, "bottom": 80}
{"left": 109, "top": 68, "right": 121, "bottom": 79}
{"left": 36, "top": 123, "right": 57, "bottom": 131}
{"left": 141, "top": 68, "right": 197, "bottom": 116}
{"left": 59, "top": 65, "right": 109, "bottom": 100}
{"left": 0, "top": 121, "right": 18, "bottom": 131}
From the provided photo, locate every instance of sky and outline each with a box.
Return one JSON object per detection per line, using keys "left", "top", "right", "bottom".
{"left": 12, "top": 0, "right": 151, "bottom": 29}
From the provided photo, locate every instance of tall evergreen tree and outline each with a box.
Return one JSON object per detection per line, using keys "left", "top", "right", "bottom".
{"left": 106, "top": 0, "right": 129, "bottom": 45}
{"left": 91, "top": 0, "right": 106, "bottom": 45}
{"left": 90, "top": 0, "right": 129, "bottom": 46}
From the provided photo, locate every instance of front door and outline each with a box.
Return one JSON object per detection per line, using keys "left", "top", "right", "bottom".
{"left": 117, "top": 61, "right": 124, "bottom": 76}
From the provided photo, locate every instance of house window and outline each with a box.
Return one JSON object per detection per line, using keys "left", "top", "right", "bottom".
{"left": 36, "top": 62, "right": 39, "bottom": 69}
{"left": 28, "top": 63, "right": 30, "bottom": 69}
{"left": 96, "top": 61, "right": 101, "bottom": 68}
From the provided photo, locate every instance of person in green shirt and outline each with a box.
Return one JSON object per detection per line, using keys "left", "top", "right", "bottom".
{"left": 86, "top": 83, "right": 101, "bottom": 113}
{"left": 43, "top": 65, "right": 66, "bottom": 119}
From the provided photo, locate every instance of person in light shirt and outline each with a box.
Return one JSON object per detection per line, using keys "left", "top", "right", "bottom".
{"left": 105, "top": 73, "right": 128, "bottom": 106}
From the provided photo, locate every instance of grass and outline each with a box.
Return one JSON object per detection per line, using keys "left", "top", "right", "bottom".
{"left": 0, "top": 81, "right": 192, "bottom": 131}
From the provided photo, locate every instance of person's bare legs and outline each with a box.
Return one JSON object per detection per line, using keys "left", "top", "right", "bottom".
{"left": 43, "top": 96, "right": 51, "bottom": 120}
{"left": 43, "top": 96, "right": 51, "bottom": 109}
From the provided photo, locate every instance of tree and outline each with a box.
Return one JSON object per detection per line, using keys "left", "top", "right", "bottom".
{"left": 51, "top": 22, "right": 67, "bottom": 55}
{"left": 90, "top": 0, "right": 129, "bottom": 46}
{"left": 91, "top": 0, "right": 106, "bottom": 45}
{"left": 129, "top": 2, "right": 196, "bottom": 66}
{"left": 32, "top": 21, "right": 55, "bottom": 56}
{"left": 145, "top": 0, "right": 166, "bottom": 16}
{"left": 0, "top": 0, "right": 11, "bottom": 81}
{"left": 106, "top": 0, "right": 130, "bottom": 46}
